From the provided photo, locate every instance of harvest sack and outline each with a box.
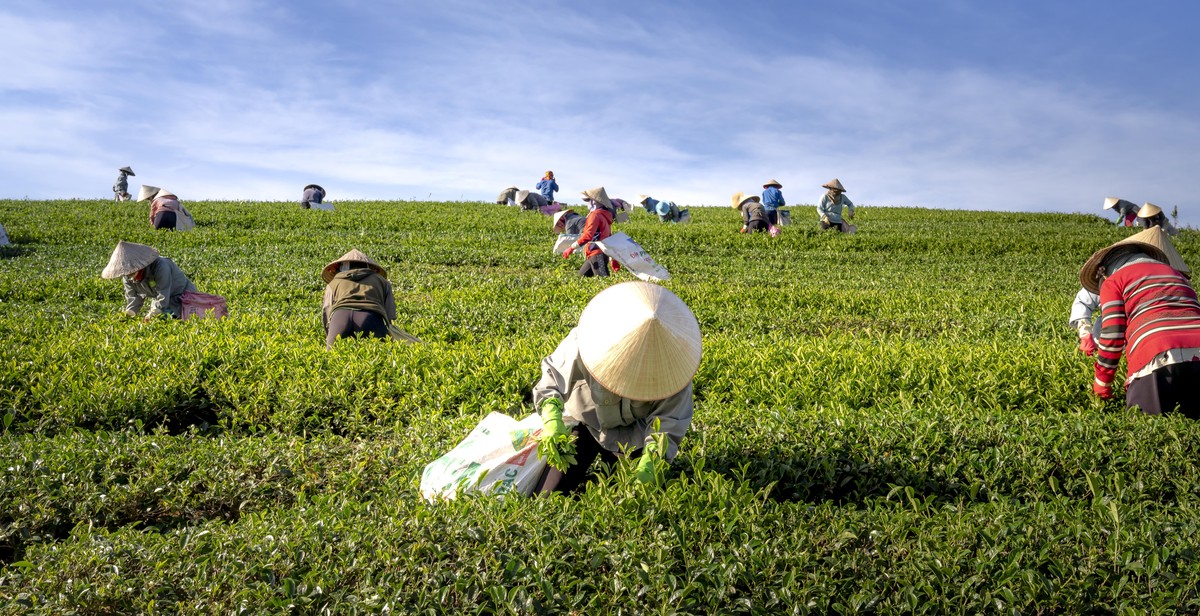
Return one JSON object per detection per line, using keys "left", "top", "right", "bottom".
{"left": 309, "top": 202, "right": 334, "bottom": 211}
{"left": 539, "top": 203, "right": 563, "bottom": 216}
{"left": 777, "top": 210, "right": 791, "bottom": 226}
{"left": 180, "top": 291, "right": 229, "bottom": 321}
{"left": 420, "top": 412, "right": 549, "bottom": 500}
{"left": 553, "top": 233, "right": 580, "bottom": 254}
{"left": 387, "top": 323, "right": 421, "bottom": 343}
{"left": 615, "top": 210, "right": 630, "bottom": 224}
{"left": 677, "top": 209, "right": 691, "bottom": 224}
{"left": 0, "top": 222, "right": 9, "bottom": 246}
{"left": 595, "top": 232, "right": 671, "bottom": 282}
{"left": 841, "top": 222, "right": 857, "bottom": 234}
{"left": 174, "top": 204, "right": 196, "bottom": 232}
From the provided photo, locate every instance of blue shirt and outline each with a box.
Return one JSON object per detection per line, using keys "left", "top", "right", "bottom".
{"left": 536, "top": 179, "right": 559, "bottom": 203}
{"left": 761, "top": 187, "right": 785, "bottom": 211}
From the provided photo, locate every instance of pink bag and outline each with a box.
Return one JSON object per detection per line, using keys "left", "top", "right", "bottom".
{"left": 181, "top": 291, "right": 229, "bottom": 321}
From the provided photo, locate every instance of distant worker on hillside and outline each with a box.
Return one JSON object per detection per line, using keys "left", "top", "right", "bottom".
{"left": 1068, "top": 288, "right": 1100, "bottom": 356}
{"left": 113, "top": 166, "right": 135, "bottom": 201}
{"left": 0, "top": 221, "right": 10, "bottom": 246}
{"left": 817, "top": 178, "right": 855, "bottom": 233}
{"left": 101, "top": 241, "right": 198, "bottom": 320}
{"left": 552, "top": 209, "right": 586, "bottom": 236}
{"left": 139, "top": 185, "right": 194, "bottom": 231}
{"left": 563, "top": 187, "right": 616, "bottom": 278}
{"left": 1136, "top": 203, "right": 1179, "bottom": 236}
{"left": 1080, "top": 227, "right": 1200, "bottom": 417}
{"left": 733, "top": 192, "right": 774, "bottom": 235}
{"left": 637, "top": 195, "right": 688, "bottom": 223}
{"left": 321, "top": 249, "right": 398, "bottom": 349}
{"left": 496, "top": 186, "right": 519, "bottom": 206}
{"left": 1102, "top": 197, "right": 1138, "bottom": 227}
{"left": 515, "top": 189, "right": 549, "bottom": 211}
{"left": 536, "top": 171, "right": 559, "bottom": 205}
{"left": 301, "top": 184, "right": 328, "bottom": 210}
{"left": 761, "top": 179, "right": 786, "bottom": 226}
{"left": 533, "top": 281, "right": 702, "bottom": 494}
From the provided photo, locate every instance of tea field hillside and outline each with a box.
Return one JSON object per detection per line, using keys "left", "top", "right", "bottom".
{"left": 2, "top": 198, "right": 1200, "bottom": 613}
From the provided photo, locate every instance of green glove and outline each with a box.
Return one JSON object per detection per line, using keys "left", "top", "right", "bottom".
{"left": 539, "top": 398, "right": 567, "bottom": 439}
{"left": 635, "top": 440, "right": 667, "bottom": 484}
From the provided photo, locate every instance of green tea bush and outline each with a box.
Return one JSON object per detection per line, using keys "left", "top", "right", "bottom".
{"left": 1, "top": 197, "right": 1199, "bottom": 613}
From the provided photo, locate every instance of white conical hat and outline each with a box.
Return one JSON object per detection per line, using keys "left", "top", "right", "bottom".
{"left": 322, "top": 249, "right": 387, "bottom": 283}
{"left": 763, "top": 179, "right": 782, "bottom": 188}
{"left": 1103, "top": 197, "right": 1120, "bottom": 210}
{"left": 1138, "top": 202, "right": 1163, "bottom": 218}
{"left": 1079, "top": 226, "right": 1189, "bottom": 293}
{"left": 137, "top": 185, "right": 161, "bottom": 201}
{"left": 581, "top": 187, "right": 613, "bottom": 210}
{"left": 101, "top": 241, "right": 159, "bottom": 279}
{"left": 576, "top": 281, "right": 702, "bottom": 401}
{"left": 822, "top": 178, "right": 845, "bottom": 191}
{"left": 552, "top": 209, "right": 575, "bottom": 233}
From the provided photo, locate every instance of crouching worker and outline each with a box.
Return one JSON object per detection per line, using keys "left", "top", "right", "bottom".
{"left": 301, "top": 184, "right": 327, "bottom": 209}
{"left": 321, "top": 249, "right": 398, "bottom": 349}
{"left": 533, "top": 281, "right": 703, "bottom": 494}
{"left": 1069, "top": 287, "right": 1100, "bottom": 356}
{"left": 552, "top": 209, "right": 586, "bottom": 235}
{"left": 139, "top": 185, "right": 194, "bottom": 231}
{"left": 101, "top": 241, "right": 198, "bottom": 320}
{"left": 563, "top": 187, "right": 616, "bottom": 277}
{"left": 733, "top": 192, "right": 770, "bottom": 234}
{"left": 515, "top": 189, "right": 549, "bottom": 211}
{"left": 1080, "top": 227, "right": 1200, "bottom": 417}
{"left": 817, "top": 178, "right": 855, "bottom": 232}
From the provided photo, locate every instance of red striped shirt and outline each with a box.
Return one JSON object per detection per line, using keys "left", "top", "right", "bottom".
{"left": 1095, "top": 262, "right": 1200, "bottom": 385}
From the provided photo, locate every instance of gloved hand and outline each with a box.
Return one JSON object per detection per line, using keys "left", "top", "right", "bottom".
{"left": 821, "top": 216, "right": 830, "bottom": 225}
{"left": 1093, "top": 381, "right": 1113, "bottom": 400}
{"left": 635, "top": 440, "right": 665, "bottom": 484}
{"left": 740, "top": 225, "right": 747, "bottom": 234}
{"left": 611, "top": 259, "right": 621, "bottom": 272}
{"left": 1078, "top": 333, "right": 1097, "bottom": 356}
{"left": 539, "top": 398, "right": 567, "bottom": 440}
{"left": 123, "top": 308, "right": 137, "bottom": 318}
{"left": 561, "top": 246, "right": 575, "bottom": 259}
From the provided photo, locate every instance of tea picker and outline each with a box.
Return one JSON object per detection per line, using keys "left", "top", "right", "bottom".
{"left": 536, "top": 170, "right": 559, "bottom": 205}
{"left": 113, "top": 166, "right": 135, "bottom": 201}
{"left": 533, "top": 281, "right": 702, "bottom": 494}
{"left": 1136, "top": 202, "right": 1178, "bottom": 236}
{"left": 1068, "top": 288, "right": 1100, "bottom": 356}
{"left": 1080, "top": 227, "right": 1200, "bottom": 417}
{"left": 761, "top": 179, "right": 786, "bottom": 227}
{"left": 637, "top": 195, "right": 689, "bottom": 223}
{"left": 1102, "top": 197, "right": 1138, "bottom": 227}
{"left": 101, "top": 241, "right": 200, "bottom": 321}
{"left": 321, "top": 249, "right": 413, "bottom": 349}
{"left": 562, "top": 187, "right": 618, "bottom": 278}
{"left": 817, "top": 178, "right": 856, "bottom": 233}
{"left": 301, "top": 184, "right": 332, "bottom": 210}
{"left": 732, "top": 191, "right": 775, "bottom": 235}
{"left": 496, "top": 185, "right": 519, "bottom": 206}
{"left": 138, "top": 185, "right": 195, "bottom": 231}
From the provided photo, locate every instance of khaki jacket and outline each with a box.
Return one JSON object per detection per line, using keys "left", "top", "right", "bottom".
{"left": 321, "top": 268, "right": 397, "bottom": 330}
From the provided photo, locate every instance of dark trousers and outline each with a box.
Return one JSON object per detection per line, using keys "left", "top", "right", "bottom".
{"left": 1126, "top": 361, "right": 1200, "bottom": 419}
{"left": 765, "top": 210, "right": 779, "bottom": 226}
{"left": 325, "top": 309, "right": 388, "bottom": 349}
{"left": 820, "top": 220, "right": 848, "bottom": 232}
{"left": 152, "top": 211, "right": 177, "bottom": 230}
{"left": 535, "top": 426, "right": 645, "bottom": 495}
{"left": 746, "top": 219, "right": 769, "bottom": 233}
{"left": 578, "top": 254, "right": 610, "bottom": 277}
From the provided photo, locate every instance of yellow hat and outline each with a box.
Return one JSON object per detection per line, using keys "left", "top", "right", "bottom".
{"left": 1079, "top": 226, "right": 1188, "bottom": 293}
{"left": 576, "top": 282, "right": 702, "bottom": 401}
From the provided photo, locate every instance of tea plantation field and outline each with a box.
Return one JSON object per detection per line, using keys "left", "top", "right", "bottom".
{"left": 2, "top": 198, "right": 1200, "bottom": 613}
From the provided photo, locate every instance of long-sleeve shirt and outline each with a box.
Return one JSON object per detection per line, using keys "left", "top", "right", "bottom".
{"left": 496, "top": 187, "right": 518, "bottom": 205}
{"left": 741, "top": 201, "right": 767, "bottom": 226}
{"left": 1138, "top": 214, "right": 1179, "bottom": 236}
{"left": 641, "top": 197, "right": 659, "bottom": 214}
{"left": 574, "top": 207, "right": 613, "bottom": 258}
{"left": 321, "top": 268, "right": 397, "bottom": 330}
{"left": 561, "top": 212, "right": 586, "bottom": 235}
{"left": 761, "top": 187, "right": 785, "bottom": 211}
{"left": 536, "top": 178, "right": 559, "bottom": 203}
{"left": 1095, "top": 261, "right": 1200, "bottom": 386}
{"left": 302, "top": 186, "right": 325, "bottom": 204}
{"left": 533, "top": 328, "right": 693, "bottom": 459}
{"left": 817, "top": 193, "right": 854, "bottom": 224}
{"left": 1111, "top": 200, "right": 1138, "bottom": 225}
{"left": 1069, "top": 288, "right": 1100, "bottom": 335}
{"left": 113, "top": 172, "right": 129, "bottom": 195}
{"left": 122, "top": 257, "right": 198, "bottom": 318}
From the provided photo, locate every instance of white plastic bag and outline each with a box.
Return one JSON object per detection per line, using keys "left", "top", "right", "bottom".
{"left": 420, "top": 412, "right": 547, "bottom": 500}
{"left": 310, "top": 202, "right": 335, "bottom": 211}
{"left": 777, "top": 210, "right": 791, "bottom": 226}
{"left": 595, "top": 232, "right": 671, "bottom": 282}
{"left": 553, "top": 233, "right": 579, "bottom": 254}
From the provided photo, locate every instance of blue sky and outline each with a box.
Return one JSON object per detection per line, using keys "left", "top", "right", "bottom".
{"left": 3, "top": 0, "right": 1198, "bottom": 223}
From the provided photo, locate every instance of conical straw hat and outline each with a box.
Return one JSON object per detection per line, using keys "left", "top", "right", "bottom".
{"left": 576, "top": 281, "right": 702, "bottom": 401}
{"left": 137, "top": 185, "right": 161, "bottom": 202}
{"left": 552, "top": 209, "right": 574, "bottom": 232}
{"left": 119, "top": 166, "right": 135, "bottom": 176}
{"left": 516, "top": 189, "right": 531, "bottom": 203}
{"left": 730, "top": 192, "right": 745, "bottom": 209}
{"left": 1079, "top": 226, "right": 1188, "bottom": 293}
{"left": 581, "top": 187, "right": 613, "bottom": 210}
{"left": 156, "top": 188, "right": 177, "bottom": 199}
{"left": 1138, "top": 202, "right": 1163, "bottom": 218}
{"left": 822, "top": 178, "right": 845, "bottom": 191}
{"left": 101, "top": 241, "right": 159, "bottom": 279}
{"left": 763, "top": 179, "right": 782, "bottom": 188}
{"left": 322, "top": 249, "right": 387, "bottom": 283}
{"left": 1103, "top": 197, "right": 1121, "bottom": 210}
{"left": 304, "top": 184, "right": 324, "bottom": 192}
{"left": 637, "top": 195, "right": 650, "bottom": 205}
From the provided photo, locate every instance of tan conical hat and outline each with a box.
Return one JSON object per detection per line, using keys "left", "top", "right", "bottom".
{"left": 763, "top": 179, "right": 782, "bottom": 188}
{"left": 156, "top": 188, "right": 177, "bottom": 199}
{"left": 637, "top": 195, "right": 650, "bottom": 205}
{"left": 516, "top": 189, "right": 531, "bottom": 203}
{"left": 581, "top": 187, "right": 613, "bottom": 210}
{"left": 137, "top": 185, "right": 161, "bottom": 202}
{"left": 322, "top": 249, "right": 387, "bottom": 283}
{"left": 1103, "top": 197, "right": 1122, "bottom": 210}
{"left": 576, "top": 282, "right": 702, "bottom": 401}
{"left": 101, "top": 241, "right": 159, "bottom": 279}
{"left": 731, "top": 192, "right": 759, "bottom": 210}
{"left": 304, "top": 184, "right": 324, "bottom": 192}
{"left": 1079, "top": 226, "right": 1188, "bottom": 293}
{"left": 506, "top": 185, "right": 518, "bottom": 191}
{"left": 822, "top": 178, "right": 845, "bottom": 191}
{"left": 1138, "top": 202, "right": 1163, "bottom": 218}
{"left": 119, "top": 166, "right": 135, "bottom": 176}
{"left": 552, "top": 209, "right": 575, "bottom": 233}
